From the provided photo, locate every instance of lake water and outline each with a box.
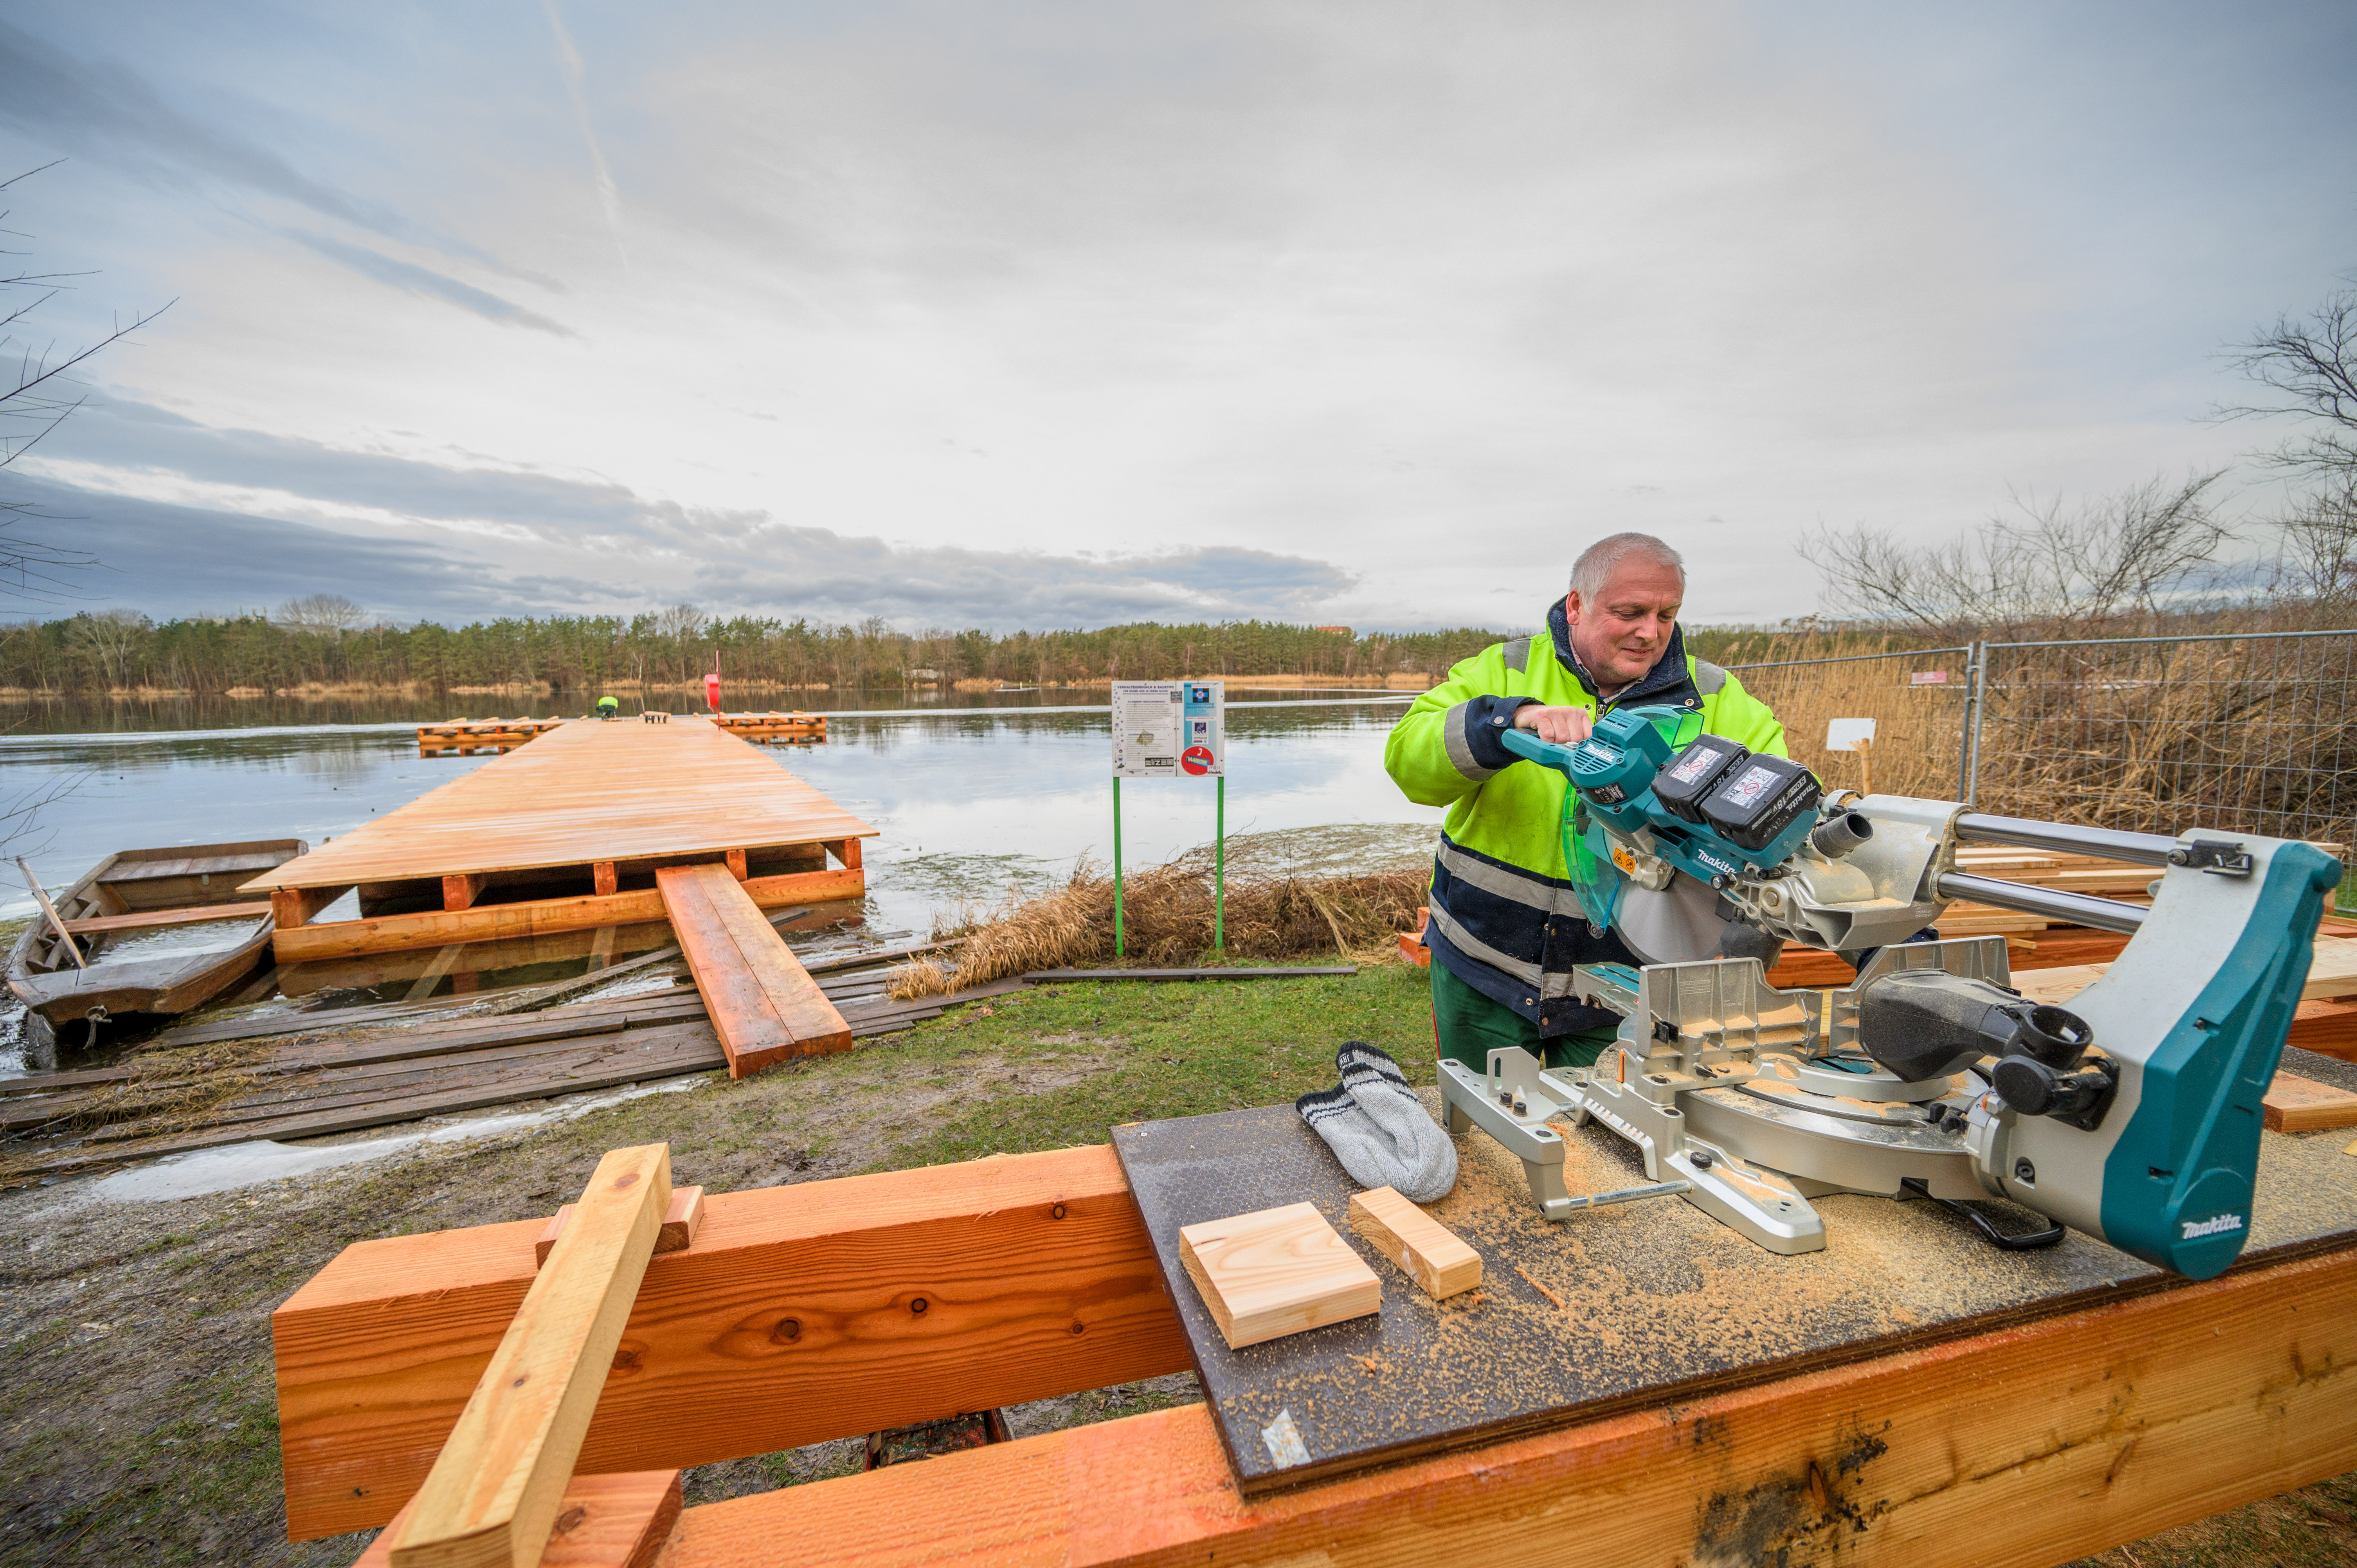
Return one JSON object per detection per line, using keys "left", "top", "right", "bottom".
{"left": 0, "top": 686, "right": 1446, "bottom": 954}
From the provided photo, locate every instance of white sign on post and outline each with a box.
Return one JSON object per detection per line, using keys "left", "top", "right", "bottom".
{"left": 1824, "top": 717, "right": 1878, "bottom": 753}
{"left": 1111, "top": 680, "right": 1223, "bottom": 777}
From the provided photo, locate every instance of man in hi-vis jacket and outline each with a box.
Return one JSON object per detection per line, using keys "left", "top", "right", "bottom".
{"left": 1384, "top": 532, "right": 1788, "bottom": 1072}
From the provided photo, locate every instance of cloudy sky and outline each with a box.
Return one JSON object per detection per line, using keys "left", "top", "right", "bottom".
{"left": 2, "top": 1, "right": 2352, "bottom": 632}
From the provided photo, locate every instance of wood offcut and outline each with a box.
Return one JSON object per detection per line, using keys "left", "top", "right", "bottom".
{"left": 1177, "top": 1201, "right": 1381, "bottom": 1349}
{"left": 1349, "top": 1185, "right": 1482, "bottom": 1300}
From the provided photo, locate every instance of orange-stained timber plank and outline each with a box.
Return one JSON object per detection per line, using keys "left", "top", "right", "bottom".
{"left": 356, "top": 1471, "right": 682, "bottom": 1568}
{"left": 388, "top": 1144, "right": 670, "bottom": 1567}
{"left": 701, "top": 867, "right": 851, "bottom": 1065}
{"left": 837, "top": 837, "right": 862, "bottom": 871}
{"left": 268, "top": 867, "right": 863, "bottom": 962}
{"left": 592, "top": 862, "right": 618, "bottom": 897}
{"left": 724, "top": 849, "right": 747, "bottom": 880}
{"left": 657, "top": 864, "right": 849, "bottom": 1077}
{"left": 657, "top": 866, "right": 781, "bottom": 1077}
{"left": 652, "top": 1246, "right": 2357, "bottom": 1568}
{"left": 271, "top": 1145, "right": 1189, "bottom": 1541}
{"left": 442, "top": 874, "right": 486, "bottom": 912}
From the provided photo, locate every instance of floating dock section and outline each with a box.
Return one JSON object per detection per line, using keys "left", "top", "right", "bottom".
{"left": 246, "top": 717, "right": 873, "bottom": 967}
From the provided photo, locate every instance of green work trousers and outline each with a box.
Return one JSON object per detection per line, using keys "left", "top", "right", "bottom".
{"left": 1430, "top": 960, "right": 1619, "bottom": 1074}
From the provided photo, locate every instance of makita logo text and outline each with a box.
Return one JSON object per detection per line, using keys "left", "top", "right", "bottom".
{"left": 1694, "top": 850, "right": 1736, "bottom": 876}
{"left": 2181, "top": 1213, "right": 2245, "bottom": 1240}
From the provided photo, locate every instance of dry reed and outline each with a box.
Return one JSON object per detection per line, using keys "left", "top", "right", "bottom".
{"left": 889, "top": 850, "right": 1430, "bottom": 998}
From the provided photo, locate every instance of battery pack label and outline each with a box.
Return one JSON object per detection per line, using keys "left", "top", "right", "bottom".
{"left": 1666, "top": 747, "right": 1720, "bottom": 784}
{"left": 1722, "top": 764, "right": 1782, "bottom": 810}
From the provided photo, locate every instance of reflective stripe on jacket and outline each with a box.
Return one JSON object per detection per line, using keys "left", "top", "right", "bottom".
{"left": 1383, "top": 607, "right": 1788, "bottom": 1035}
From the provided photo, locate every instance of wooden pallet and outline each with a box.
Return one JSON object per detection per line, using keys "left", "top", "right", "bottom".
{"left": 415, "top": 716, "right": 565, "bottom": 756}
{"left": 710, "top": 710, "right": 828, "bottom": 743}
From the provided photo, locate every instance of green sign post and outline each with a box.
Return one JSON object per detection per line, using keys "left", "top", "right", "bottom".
{"left": 1109, "top": 679, "right": 1226, "bottom": 958}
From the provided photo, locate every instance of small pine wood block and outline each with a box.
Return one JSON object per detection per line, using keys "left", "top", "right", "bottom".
{"left": 656, "top": 862, "right": 852, "bottom": 1077}
{"left": 1176, "top": 1201, "right": 1380, "bottom": 1350}
{"left": 537, "top": 1186, "right": 705, "bottom": 1267}
{"left": 355, "top": 1471, "right": 682, "bottom": 1568}
{"left": 2264, "top": 1071, "right": 2357, "bottom": 1134}
{"left": 1348, "top": 1186, "right": 1482, "bottom": 1300}
{"left": 387, "top": 1144, "right": 672, "bottom": 1568}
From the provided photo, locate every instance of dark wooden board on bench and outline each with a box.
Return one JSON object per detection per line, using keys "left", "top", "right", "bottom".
{"left": 1108, "top": 1046, "right": 2357, "bottom": 1496}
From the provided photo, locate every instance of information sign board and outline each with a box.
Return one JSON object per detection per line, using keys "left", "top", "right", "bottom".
{"left": 1112, "top": 680, "right": 1223, "bottom": 778}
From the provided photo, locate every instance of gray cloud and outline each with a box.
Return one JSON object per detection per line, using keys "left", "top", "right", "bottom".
{"left": 274, "top": 230, "right": 576, "bottom": 337}
{"left": 12, "top": 409, "right": 1362, "bottom": 627}
{"left": 46, "top": 399, "right": 636, "bottom": 530}
{"left": 0, "top": 18, "right": 557, "bottom": 292}
{"left": 0, "top": 472, "right": 482, "bottom": 618}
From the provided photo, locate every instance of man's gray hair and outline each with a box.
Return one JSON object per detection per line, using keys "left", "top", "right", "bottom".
{"left": 1570, "top": 532, "right": 1685, "bottom": 603}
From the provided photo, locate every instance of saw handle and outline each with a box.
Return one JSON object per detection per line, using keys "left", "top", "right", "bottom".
{"left": 1498, "top": 724, "right": 1581, "bottom": 774}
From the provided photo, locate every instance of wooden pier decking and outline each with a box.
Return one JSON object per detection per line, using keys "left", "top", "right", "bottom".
{"left": 247, "top": 717, "right": 873, "bottom": 964}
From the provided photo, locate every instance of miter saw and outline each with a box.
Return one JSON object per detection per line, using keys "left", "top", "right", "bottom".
{"left": 1433, "top": 706, "right": 2343, "bottom": 1280}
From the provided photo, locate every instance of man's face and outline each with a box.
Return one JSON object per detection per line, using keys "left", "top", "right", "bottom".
{"left": 1565, "top": 558, "right": 1683, "bottom": 688}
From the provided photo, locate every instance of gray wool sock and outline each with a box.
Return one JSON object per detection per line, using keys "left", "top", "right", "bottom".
{"left": 1295, "top": 1042, "right": 1460, "bottom": 1203}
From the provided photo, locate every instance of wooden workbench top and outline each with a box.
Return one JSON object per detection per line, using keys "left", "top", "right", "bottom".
{"left": 1111, "top": 1047, "right": 2357, "bottom": 1496}
{"left": 244, "top": 718, "right": 875, "bottom": 890}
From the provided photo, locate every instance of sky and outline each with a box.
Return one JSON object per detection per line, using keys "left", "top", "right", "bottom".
{"left": 1, "top": 1, "right": 2352, "bottom": 633}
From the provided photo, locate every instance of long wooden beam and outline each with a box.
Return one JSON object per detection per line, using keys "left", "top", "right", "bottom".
{"left": 388, "top": 1145, "right": 671, "bottom": 1568}
{"left": 657, "top": 864, "right": 850, "bottom": 1075}
{"left": 269, "top": 867, "right": 862, "bottom": 962}
{"left": 272, "top": 1145, "right": 1190, "bottom": 1541}
{"left": 652, "top": 1245, "right": 2357, "bottom": 1568}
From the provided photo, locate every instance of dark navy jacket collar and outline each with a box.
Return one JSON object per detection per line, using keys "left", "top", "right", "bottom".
{"left": 1546, "top": 600, "right": 1694, "bottom": 708}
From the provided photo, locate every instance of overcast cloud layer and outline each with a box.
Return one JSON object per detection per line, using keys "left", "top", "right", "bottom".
{"left": 2, "top": 2, "right": 2353, "bottom": 630}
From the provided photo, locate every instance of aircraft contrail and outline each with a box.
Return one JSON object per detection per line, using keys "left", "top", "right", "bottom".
{"left": 540, "top": 0, "right": 627, "bottom": 268}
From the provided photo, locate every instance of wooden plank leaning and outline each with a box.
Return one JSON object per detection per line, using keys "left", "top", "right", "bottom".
{"left": 657, "top": 863, "right": 851, "bottom": 1076}
{"left": 383, "top": 1143, "right": 672, "bottom": 1568}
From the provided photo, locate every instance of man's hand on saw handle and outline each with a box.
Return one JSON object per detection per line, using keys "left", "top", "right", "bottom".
{"left": 1514, "top": 704, "right": 1594, "bottom": 745}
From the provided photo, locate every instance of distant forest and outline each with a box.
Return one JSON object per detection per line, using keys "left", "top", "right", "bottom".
{"left": 0, "top": 601, "right": 1570, "bottom": 695}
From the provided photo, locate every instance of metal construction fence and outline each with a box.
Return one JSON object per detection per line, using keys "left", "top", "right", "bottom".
{"left": 1728, "top": 628, "right": 2357, "bottom": 912}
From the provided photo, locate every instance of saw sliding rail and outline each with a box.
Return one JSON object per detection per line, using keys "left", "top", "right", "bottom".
{"left": 1939, "top": 812, "right": 2173, "bottom": 934}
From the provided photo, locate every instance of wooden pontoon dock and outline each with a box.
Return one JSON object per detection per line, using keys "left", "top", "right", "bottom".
{"left": 251, "top": 717, "right": 870, "bottom": 961}
{"left": 246, "top": 716, "right": 873, "bottom": 1070}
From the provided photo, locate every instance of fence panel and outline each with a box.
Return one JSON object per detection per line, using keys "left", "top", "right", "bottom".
{"left": 1725, "top": 646, "right": 1977, "bottom": 801}
{"left": 1973, "top": 630, "right": 2355, "bottom": 909}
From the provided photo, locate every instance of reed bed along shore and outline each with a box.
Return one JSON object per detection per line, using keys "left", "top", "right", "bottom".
{"left": 891, "top": 837, "right": 1432, "bottom": 998}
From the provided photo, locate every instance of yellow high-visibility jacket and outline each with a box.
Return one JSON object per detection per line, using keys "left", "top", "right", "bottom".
{"left": 1385, "top": 605, "right": 1786, "bottom": 1034}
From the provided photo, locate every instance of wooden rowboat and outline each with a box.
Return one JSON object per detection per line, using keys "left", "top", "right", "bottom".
{"left": 7, "top": 839, "right": 306, "bottom": 1062}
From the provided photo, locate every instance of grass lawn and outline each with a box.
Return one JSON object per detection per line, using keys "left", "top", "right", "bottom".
{"left": 1, "top": 961, "right": 2348, "bottom": 1565}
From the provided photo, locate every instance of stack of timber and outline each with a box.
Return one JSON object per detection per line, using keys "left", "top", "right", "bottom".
{"left": 0, "top": 956, "right": 1018, "bottom": 1182}
{"left": 709, "top": 710, "right": 827, "bottom": 743}
{"left": 247, "top": 716, "right": 875, "bottom": 964}
{"left": 415, "top": 716, "right": 564, "bottom": 756}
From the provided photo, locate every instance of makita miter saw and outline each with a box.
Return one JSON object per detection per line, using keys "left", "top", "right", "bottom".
{"left": 1433, "top": 706, "right": 2341, "bottom": 1279}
